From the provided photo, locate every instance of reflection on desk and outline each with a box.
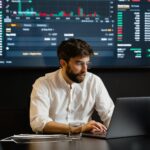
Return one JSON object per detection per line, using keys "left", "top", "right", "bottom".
{"left": 1, "top": 136, "right": 150, "bottom": 150}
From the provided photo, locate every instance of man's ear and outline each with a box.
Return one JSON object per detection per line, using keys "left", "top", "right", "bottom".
{"left": 60, "top": 59, "right": 66, "bottom": 67}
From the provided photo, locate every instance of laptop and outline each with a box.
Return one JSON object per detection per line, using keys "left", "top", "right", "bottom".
{"left": 83, "top": 97, "right": 150, "bottom": 139}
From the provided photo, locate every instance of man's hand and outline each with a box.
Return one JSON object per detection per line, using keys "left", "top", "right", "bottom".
{"left": 82, "top": 120, "right": 107, "bottom": 134}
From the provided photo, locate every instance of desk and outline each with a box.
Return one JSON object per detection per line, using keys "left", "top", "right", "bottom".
{"left": 1, "top": 136, "right": 150, "bottom": 150}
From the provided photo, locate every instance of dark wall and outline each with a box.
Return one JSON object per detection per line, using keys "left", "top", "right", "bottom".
{"left": 0, "top": 68, "right": 150, "bottom": 139}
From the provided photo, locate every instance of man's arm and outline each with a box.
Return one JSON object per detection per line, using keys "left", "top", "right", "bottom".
{"left": 95, "top": 78, "right": 115, "bottom": 128}
{"left": 43, "top": 120, "right": 107, "bottom": 134}
{"left": 43, "top": 121, "right": 70, "bottom": 134}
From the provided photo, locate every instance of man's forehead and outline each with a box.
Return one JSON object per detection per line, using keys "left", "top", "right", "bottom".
{"left": 70, "top": 56, "right": 90, "bottom": 62}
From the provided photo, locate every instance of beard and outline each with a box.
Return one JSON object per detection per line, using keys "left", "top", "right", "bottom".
{"left": 66, "top": 64, "right": 86, "bottom": 83}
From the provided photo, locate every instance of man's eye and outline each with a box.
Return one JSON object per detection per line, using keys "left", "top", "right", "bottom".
{"left": 76, "top": 62, "right": 83, "bottom": 65}
{"left": 76, "top": 62, "right": 91, "bottom": 66}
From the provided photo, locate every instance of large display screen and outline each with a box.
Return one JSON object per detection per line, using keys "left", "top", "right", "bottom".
{"left": 0, "top": 0, "right": 150, "bottom": 68}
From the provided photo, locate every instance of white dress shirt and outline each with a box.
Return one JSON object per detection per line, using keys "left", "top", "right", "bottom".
{"left": 30, "top": 69, "right": 114, "bottom": 133}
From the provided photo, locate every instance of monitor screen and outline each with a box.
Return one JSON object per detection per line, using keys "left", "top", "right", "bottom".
{"left": 0, "top": 0, "right": 150, "bottom": 68}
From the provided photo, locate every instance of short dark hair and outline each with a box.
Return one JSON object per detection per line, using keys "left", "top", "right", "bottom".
{"left": 57, "top": 38, "right": 94, "bottom": 62}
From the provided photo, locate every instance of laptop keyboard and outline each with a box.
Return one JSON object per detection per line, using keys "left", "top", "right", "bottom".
{"left": 82, "top": 131, "right": 107, "bottom": 138}
{"left": 93, "top": 132, "right": 107, "bottom": 136}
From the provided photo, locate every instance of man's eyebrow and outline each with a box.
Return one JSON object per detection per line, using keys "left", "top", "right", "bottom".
{"left": 75, "top": 59, "right": 90, "bottom": 62}
{"left": 75, "top": 60, "right": 83, "bottom": 62}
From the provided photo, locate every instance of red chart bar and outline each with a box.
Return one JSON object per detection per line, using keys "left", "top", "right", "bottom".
{"left": 39, "top": 12, "right": 47, "bottom": 17}
{"left": 131, "top": 0, "right": 141, "bottom": 2}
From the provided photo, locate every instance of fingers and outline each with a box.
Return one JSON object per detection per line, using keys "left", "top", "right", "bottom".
{"left": 86, "top": 120, "right": 107, "bottom": 134}
{"left": 94, "top": 122, "right": 107, "bottom": 133}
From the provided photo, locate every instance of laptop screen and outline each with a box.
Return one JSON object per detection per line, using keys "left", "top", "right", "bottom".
{"left": 106, "top": 97, "right": 150, "bottom": 138}
{"left": 83, "top": 97, "right": 150, "bottom": 139}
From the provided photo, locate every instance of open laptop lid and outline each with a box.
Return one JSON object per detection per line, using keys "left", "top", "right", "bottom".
{"left": 106, "top": 97, "right": 150, "bottom": 139}
{"left": 83, "top": 97, "right": 150, "bottom": 139}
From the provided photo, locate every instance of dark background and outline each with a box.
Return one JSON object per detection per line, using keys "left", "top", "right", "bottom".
{"left": 0, "top": 68, "right": 150, "bottom": 139}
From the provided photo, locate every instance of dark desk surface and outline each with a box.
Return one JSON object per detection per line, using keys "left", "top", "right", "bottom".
{"left": 1, "top": 136, "right": 150, "bottom": 150}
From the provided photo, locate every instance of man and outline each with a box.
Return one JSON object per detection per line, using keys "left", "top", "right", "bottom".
{"left": 30, "top": 38, "right": 114, "bottom": 134}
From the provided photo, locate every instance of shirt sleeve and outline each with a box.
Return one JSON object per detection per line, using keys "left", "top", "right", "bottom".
{"left": 30, "top": 77, "right": 52, "bottom": 133}
{"left": 95, "top": 77, "right": 115, "bottom": 128}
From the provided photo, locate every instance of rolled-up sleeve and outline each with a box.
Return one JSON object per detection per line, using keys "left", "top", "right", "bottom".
{"left": 95, "top": 78, "right": 115, "bottom": 128}
{"left": 30, "top": 78, "right": 52, "bottom": 133}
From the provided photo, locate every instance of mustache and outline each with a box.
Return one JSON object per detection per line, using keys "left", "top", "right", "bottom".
{"left": 77, "top": 72, "right": 86, "bottom": 76}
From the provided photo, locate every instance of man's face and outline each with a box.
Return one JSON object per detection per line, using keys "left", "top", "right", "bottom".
{"left": 65, "top": 56, "right": 90, "bottom": 83}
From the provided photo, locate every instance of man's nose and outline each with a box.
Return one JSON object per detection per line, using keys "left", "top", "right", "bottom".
{"left": 81, "top": 63, "right": 88, "bottom": 72}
